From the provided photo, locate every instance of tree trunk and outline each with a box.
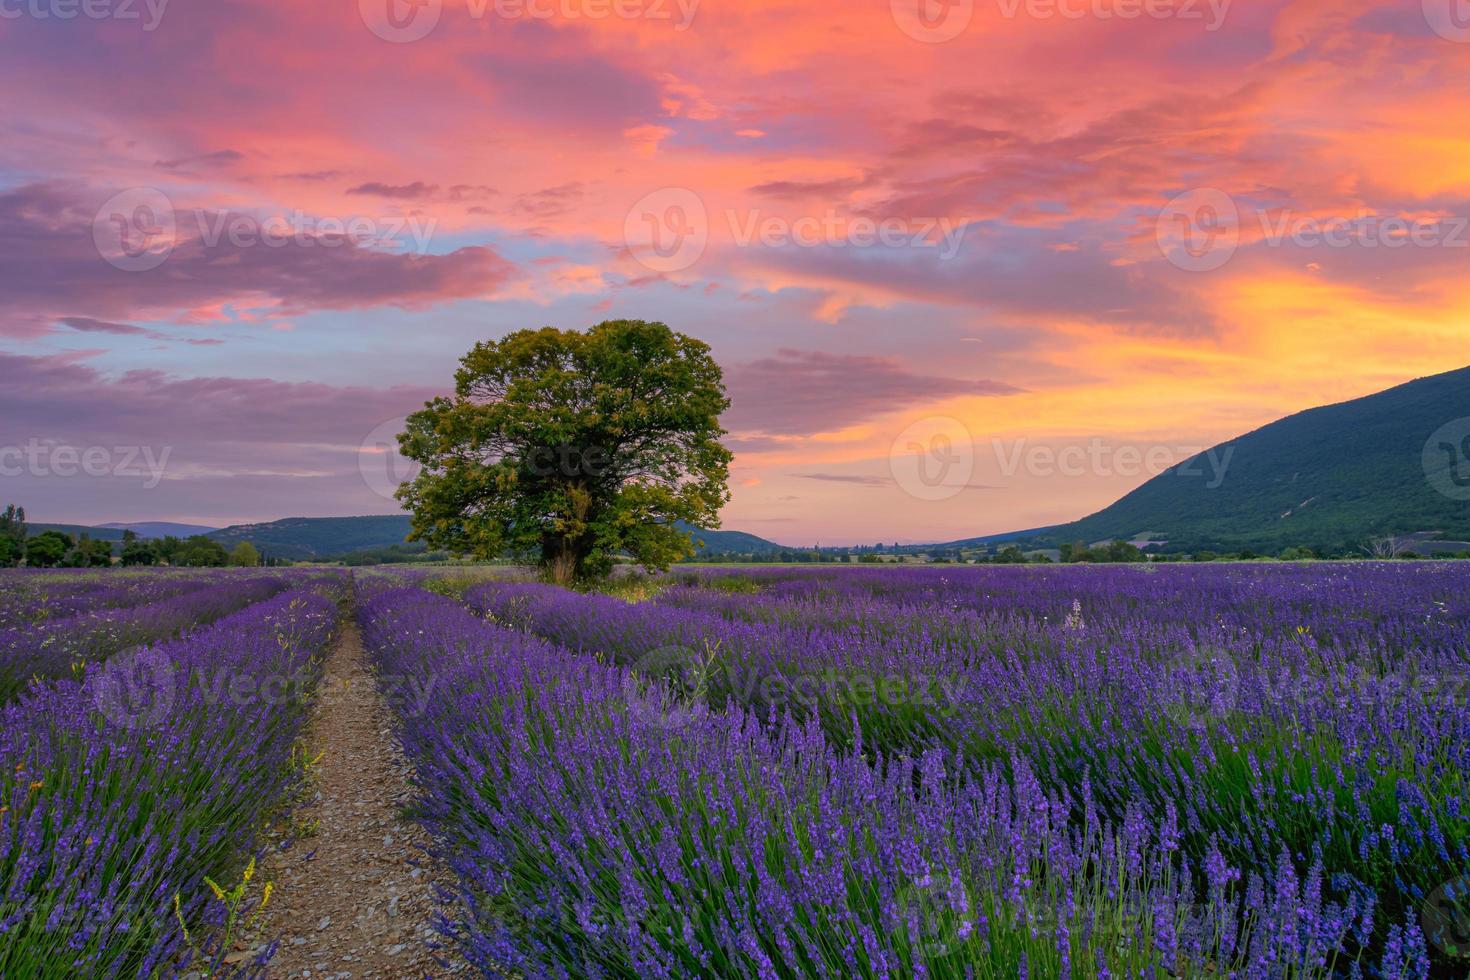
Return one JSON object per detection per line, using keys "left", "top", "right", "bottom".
{"left": 542, "top": 533, "right": 586, "bottom": 586}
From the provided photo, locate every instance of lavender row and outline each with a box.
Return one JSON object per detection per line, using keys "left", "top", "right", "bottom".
{"left": 467, "top": 569, "right": 1470, "bottom": 971}
{"left": 0, "top": 571, "right": 227, "bottom": 627}
{"left": 0, "top": 574, "right": 293, "bottom": 703}
{"left": 666, "top": 562, "right": 1470, "bottom": 662}
{"left": 0, "top": 579, "right": 342, "bottom": 977}
{"left": 362, "top": 586, "right": 1431, "bottom": 978}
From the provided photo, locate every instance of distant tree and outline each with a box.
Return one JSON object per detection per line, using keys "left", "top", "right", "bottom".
{"left": 175, "top": 535, "right": 229, "bottom": 567}
{"left": 397, "top": 320, "right": 732, "bottom": 584}
{"left": 25, "top": 530, "right": 71, "bottom": 567}
{"left": 0, "top": 504, "right": 25, "bottom": 545}
{"left": 993, "top": 546, "right": 1027, "bottom": 564}
{"left": 154, "top": 535, "right": 183, "bottom": 564}
{"left": 66, "top": 535, "right": 113, "bottom": 567}
{"left": 229, "top": 541, "right": 261, "bottom": 567}
{"left": 1060, "top": 540, "right": 1089, "bottom": 563}
{"left": 1364, "top": 535, "right": 1410, "bottom": 559}
{"left": 121, "top": 538, "right": 159, "bottom": 566}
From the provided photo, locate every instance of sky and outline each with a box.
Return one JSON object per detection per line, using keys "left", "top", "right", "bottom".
{"left": 1, "top": 0, "right": 1469, "bottom": 544}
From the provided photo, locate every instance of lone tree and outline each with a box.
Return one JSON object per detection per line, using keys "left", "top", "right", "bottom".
{"left": 397, "top": 320, "right": 732, "bottom": 583}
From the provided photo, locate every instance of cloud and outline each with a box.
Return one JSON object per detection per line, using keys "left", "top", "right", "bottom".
{"left": 0, "top": 351, "right": 442, "bottom": 523}
{"left": 725, "top": 348, "right": 1021, "bottom": 437}
{"left": 346, "top": 182, "right": 440, "bottom": 200}
{"left": 0, "top": 183, "right": 517, "bottom": 338}
{"left": 57, "top": 317, "right": 227, "bottom": 346}
{"left": 155, "top": 150, "right": 246, "bottom": 172}
{"left": 796, "top": 473, "right": 890, "bottom": 487}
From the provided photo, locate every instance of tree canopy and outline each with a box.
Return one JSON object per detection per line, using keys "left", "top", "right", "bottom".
{"left": 397, "top": 320, "right": 732, "bottom": 583}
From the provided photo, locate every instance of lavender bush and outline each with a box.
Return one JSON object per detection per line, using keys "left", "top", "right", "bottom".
{"left": 0, "top": 575, "right": 341, "bottom": 977}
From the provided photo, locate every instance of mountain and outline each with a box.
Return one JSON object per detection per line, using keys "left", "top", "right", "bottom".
{"left": 30, "top": 523, "right": 129, "bottom": 543}
{"left": 1010, "top": 365, "right": 1470, "bottom": 554}
{"left": 201, "top": 515, "right": 783, "bottom": 560}
{"left": 676, "top": 523, "right": 785, "bottom": 555}
{"left": 206, "top": 516, "right": 416, "bottom": 561}
{"left": 97, "top": 521, "right": 218, "bottom": 538}
{"left": 931, "top": 524, "right": 1065, "bottom": 549}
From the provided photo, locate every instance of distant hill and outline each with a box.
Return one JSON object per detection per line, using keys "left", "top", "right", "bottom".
{"left": 30, "top": 523, "right": 129, "bottom": 543}
{"left": 201, "top": 515, "right": 782, "bottom": 560}
{"left": 931, "top": 524, "right": 1065, "bottom": 549}
{"left": 207, "top": 516, "right": 416, "bottom": 561}
{"left": 22, "top": 514, "right": 782, "bottom": 560}
{"left": 1011, "top": 365, "right": 1470, "bottom": 554}
{"left": 676, "top": 524, "right": 784, "bottom": 555}
{"left": 97, "top": 521, "right": 218, "bottom": 539}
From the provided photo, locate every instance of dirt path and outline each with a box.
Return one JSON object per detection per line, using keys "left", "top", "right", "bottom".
{"left": 243, "top": 619, "right": 459, "bottom": 979}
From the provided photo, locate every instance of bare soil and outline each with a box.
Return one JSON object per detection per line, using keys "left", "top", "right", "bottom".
{"left": 242, "top": 619, "right": 460, "bottom": 979}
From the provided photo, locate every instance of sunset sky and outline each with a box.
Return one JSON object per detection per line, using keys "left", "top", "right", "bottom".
{"left": 2, "top": 0, "right": 1469, "bottom": 543}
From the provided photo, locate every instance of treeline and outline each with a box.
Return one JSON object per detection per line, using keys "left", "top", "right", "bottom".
{"left": 682, "top": 536, "right": 1470, "bottom": 565}
{"left": 0, "top": 505, "right": 286, "bottom": 568}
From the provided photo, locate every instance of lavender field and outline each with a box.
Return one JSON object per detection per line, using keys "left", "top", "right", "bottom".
{"left": 376, "top": 563, "right": 1469, "bottom": 979}
{"left": 2, "top": 563, "right": 1468, "bottom": 978}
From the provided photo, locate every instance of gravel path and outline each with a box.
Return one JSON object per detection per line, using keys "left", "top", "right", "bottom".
{"left": 244, "top": 619, "right": 459, "bottom": 979}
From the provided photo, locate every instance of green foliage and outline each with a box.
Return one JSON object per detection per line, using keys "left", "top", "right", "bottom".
{"left": 1060, "top": 539, "right": 1146, "bottom": 563}
{"left": 174, "top": 535, "right": 230, "bottom": 567}
{"left": 229, "top": 541, "right": 261, "bottom": 567}
{"left": 25, "top": 530, "right": 70, "bottom": 567}
{"left": 65, "top": 535, "right": 113, "bottom": 567}
{"left": 121, "top": 538, "right": 159, "bottom": 566}
{"left": 398, "top": 320, "right": 733, "bottom": 584}
{"left": 0, "top": 504, "right": 25, "bottom": 544}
